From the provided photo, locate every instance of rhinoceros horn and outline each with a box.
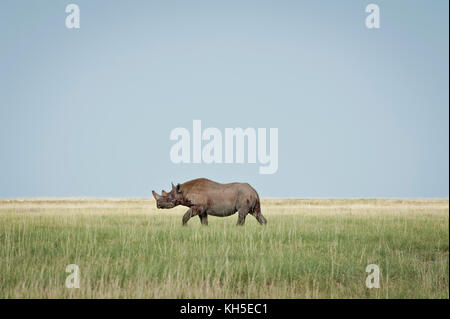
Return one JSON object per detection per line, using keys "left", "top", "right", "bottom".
{"left": 152, "top": 190, "right": 161, "bottom": 200}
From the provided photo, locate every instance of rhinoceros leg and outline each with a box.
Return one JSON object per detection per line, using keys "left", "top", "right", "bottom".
{"left": 198, "top": 213, "right": 208, "bottom": 226}
{"left": 182, "top": 208, "right": 194, "bottom": 226}
{"left": 248, "top": 200, "right": 267, "bottom": 225}
{"left": 254, "top": 213, "right": 267, "bottom": 225}
{"left": 236, "top": 208, "right": 249, "bottom": 226}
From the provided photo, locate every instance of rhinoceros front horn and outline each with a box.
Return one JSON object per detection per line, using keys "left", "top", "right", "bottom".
{"left": 152, "top": 190, "right": 161, "bottom": 200}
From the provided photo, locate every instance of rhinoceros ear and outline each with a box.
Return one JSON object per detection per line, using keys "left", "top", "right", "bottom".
{"left": 176, "top": 183, "right": 181, "bottom": 193}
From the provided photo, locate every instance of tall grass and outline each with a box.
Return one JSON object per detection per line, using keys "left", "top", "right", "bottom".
{"left": 0, "top": 198, "right": 448, "bottom": 298}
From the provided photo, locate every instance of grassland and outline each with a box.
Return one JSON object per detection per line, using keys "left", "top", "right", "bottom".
{"left": 0, "top": 198, "right": 448, "bottom": 298}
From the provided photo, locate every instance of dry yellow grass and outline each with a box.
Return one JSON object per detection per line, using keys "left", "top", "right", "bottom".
{"left": 0, "top": 198, "right": 448, "bottom": 298}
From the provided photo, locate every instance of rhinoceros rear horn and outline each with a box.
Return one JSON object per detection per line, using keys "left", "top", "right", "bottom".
{"left": 162, "top": 190, "right": 168, "bottom": 196}
{"left": 152, "top": 190, "right": 161, "bottom": 200}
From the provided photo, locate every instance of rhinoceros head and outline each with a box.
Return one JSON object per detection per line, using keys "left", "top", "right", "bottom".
{"left": 152, "top": 183, "right": 183, "bottom": 209}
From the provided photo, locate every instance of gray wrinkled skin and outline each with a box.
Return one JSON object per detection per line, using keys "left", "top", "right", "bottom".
{"left": 152, "top": 178, "right": 267, "bottom": 226}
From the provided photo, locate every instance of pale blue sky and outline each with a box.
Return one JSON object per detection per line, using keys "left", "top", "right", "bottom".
{"left": 0, "top": 1, "right": 448, "bottom": 198}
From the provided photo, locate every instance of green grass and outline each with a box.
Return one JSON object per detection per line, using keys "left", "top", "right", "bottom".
{"left": 0, "top": 198, "right": 448, "bottom": 298}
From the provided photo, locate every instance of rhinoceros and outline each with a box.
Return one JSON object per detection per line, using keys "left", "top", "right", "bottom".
{"left": 152, "top": 178, "right": 267, "bottom": 226}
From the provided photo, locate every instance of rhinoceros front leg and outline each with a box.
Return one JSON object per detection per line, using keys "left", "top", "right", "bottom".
{"left": 183, "top": 207, "right": 205, "bottom": 226}
{"left": 198, "top": 212, "right": 208, "bottom": 226}
{"left": 182, "top": 208, "right": 194, "bottom": 226}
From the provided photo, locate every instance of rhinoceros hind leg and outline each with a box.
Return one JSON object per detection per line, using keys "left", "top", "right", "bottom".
{"left": 254, "top": 213, "right": 267, "bottom": 225}
{"left": 236, "top": 209, "right": 249, "bottom": 226}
